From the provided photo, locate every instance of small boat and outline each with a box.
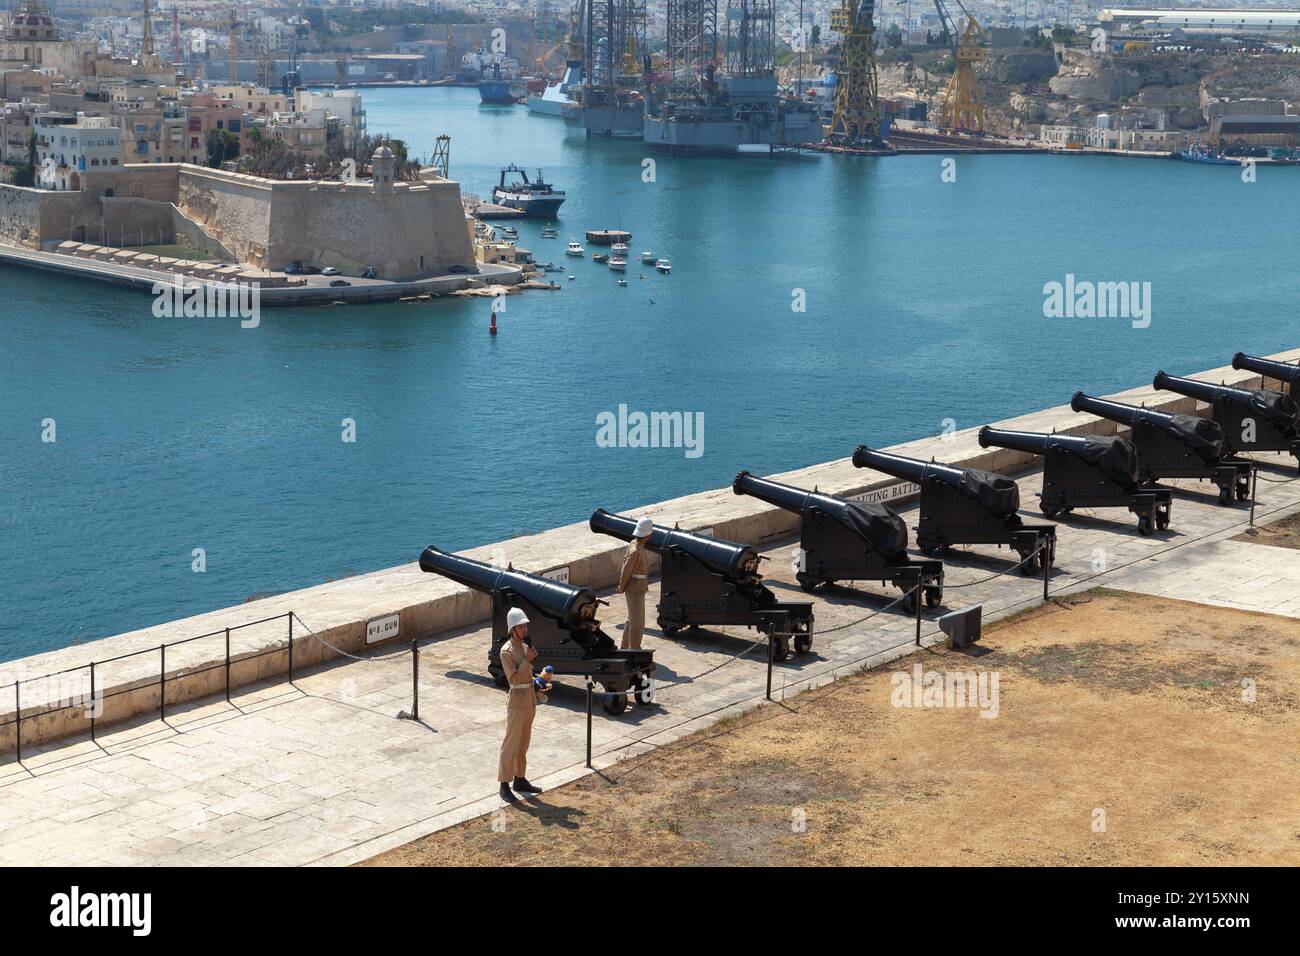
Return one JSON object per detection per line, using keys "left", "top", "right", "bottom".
{"left": 618, "top": 278, "right": 628, "bottom": 286}
{"left": 501, "top": 226, "right": 518, "bottom": 239}
{"left": 608, "top": 256, "right": 627, "bottom": 272}
{"left": 541, "top": 226, "right": 558, "bottom": 239}
{"left": 567, "top": 274, "right": 576, "bottom": 281}
{"left": 640, "top": 251, "right": 656, "bottom": 264}
{"left": 655, "top": 258, "right": 671, "bottom": 274}
{"left": 565, "top": 240, "right": 584, "bottom": 256}
{"left": 592, "top": 252, "right": 609, "bottom": 264}
{"left": 611, "top": 242, "right": 629, "bottom": 258}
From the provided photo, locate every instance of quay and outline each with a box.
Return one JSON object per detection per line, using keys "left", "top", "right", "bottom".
{"left": 0, "top": 350, "right": 1298, "bottom": 865}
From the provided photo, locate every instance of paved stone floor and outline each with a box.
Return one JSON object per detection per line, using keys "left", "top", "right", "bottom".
{"left": 2, "top": 457, "right": 1298, "bottom": 866}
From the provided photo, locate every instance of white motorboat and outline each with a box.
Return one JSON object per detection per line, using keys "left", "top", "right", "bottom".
{"left": 565, "top": 240, "right": 585, "bottom": 257}
{"left": 655, "top": 258, "right": 671, "bottom": 273}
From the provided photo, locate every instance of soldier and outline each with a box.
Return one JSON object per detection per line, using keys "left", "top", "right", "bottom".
{"left": 618, "top": 517, "right": 653, "bottom": 650}
{"left": 498, "top": 607, "right": 543, "bottom": 803}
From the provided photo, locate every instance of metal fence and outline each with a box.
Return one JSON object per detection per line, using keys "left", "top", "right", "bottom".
{"left": 3, "top": 612, "right": 297, "bottom": 762}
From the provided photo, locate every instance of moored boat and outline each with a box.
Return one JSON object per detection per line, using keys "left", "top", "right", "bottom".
{"left": 566, "top": 240, "right": 584, "bottom": 256}
{"left": 492, "top": 165, "right": 566, "bottom": 218}
{"left": 655, "top": 258, "right": 671, "bottom": 273}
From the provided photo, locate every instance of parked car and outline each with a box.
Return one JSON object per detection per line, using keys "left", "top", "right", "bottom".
{"left": 321, "top": 267, "right": 341, "bottom": 276}
{"left": 329, "top": 279, "right": 351, "bottom": 287}
{"left": 449, "top": 264, "right": 470, "bottom": 274}
{"left": 284, "top": 261, "right": 303, "bottom": 275}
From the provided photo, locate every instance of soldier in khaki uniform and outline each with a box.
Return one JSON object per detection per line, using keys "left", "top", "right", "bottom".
{"left": 498, "top": 607, "right": 543, "bottom": 803}
{"left": 618, "top": 517, "right": 654, "bottom": 650}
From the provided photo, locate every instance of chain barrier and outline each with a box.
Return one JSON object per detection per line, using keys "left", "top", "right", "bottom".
{"left": 942, "top": 539, "right": 1047, "bottom": 590}
{"left": 291, "top": 612, "right": 407, "bottom": 665}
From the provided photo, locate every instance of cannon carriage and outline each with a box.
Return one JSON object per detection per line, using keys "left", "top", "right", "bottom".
{"left": 419, "top": 545, "right": 655, "bottom": 715}
{"left": 851, "top": 446, "right": 1056, "bottom": 573}
{"left": 1070, "top": 392, "right": 1250, "bottom": 506}
{"left": 589, "top": 509, "right": 815, "bottom": 662}
{"left": 1154, "top": 371, "right": 1300, "bottom": 469}
{"left": 731, "top": 471, "right": 944, "bottom": 610}
{"left": 978, "top": 427, "right": 1174, "bottom": 536}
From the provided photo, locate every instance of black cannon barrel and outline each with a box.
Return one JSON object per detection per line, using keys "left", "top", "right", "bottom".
{"left": 1072, "top": 391, "right": 1224, "bottom": 462}
{"left": 852, "top": 445, "right": 1020, "bottom": 518}
{"left": 732, "top": 470, "right": 909, "bottom": 556}
{"left": 1233, "top": 353, "right": 1300, "bottom": 388}
{"left": 1154, "top": 370, "right": 1300, "bottom": 431}
{"left": 731, "top": 470, "right": 816, "bottom": 514}
{"left": 589, "top": 508, "right": 757, "bottom": 582}
{"left": 419, "top": 545, "right": 594, "bottom": 628}
{"left": 979, "top": 426, "right": 1141, "bottom": 487}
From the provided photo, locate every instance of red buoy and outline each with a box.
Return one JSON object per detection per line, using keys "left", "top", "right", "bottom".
{"left": 489, "top": 310, "right": 497, "bottom": 336}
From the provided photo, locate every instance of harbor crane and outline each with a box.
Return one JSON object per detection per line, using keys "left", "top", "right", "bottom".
{"left": 933, "top": 0, "right": 986, "bottom": 132}
{"left": 827, "top": 0, "right": 882, "bottom": 146}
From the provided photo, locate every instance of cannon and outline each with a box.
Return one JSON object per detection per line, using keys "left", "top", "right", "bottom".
{"left": 1154, "top": 370, "right": 1300, "bottom": 468}
{"left": 589, "top": 509, "right": 815, "bottom": 661}
{"left": 851, "top": 446, "right": 1056, "bottom": 573}
{"left": 977, "top": 427, "right": 1173, "bottom": 535}
{"left": 1232, "top": 353, "right": 1300, "bottom": 397}
{"left": 731, "top": 471, "right": 944, "bottom": 610}
{"left": 419, "top": 545, "right": 655, "bottom": 715}
{"left": 1070, "top": 392, "right": 1251, "bottom": 506}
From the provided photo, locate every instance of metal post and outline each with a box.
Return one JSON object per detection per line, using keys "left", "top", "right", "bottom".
{"left": 14, "top": 681, "right": 21, "bottom": 763}
{"left": 288, "top": 613, "right": 294, "bottom": 680}
{"left": 585, "top": 679, "right": 594, "bottom": 769}
{"left": 1250, "top": 465, "right": 1259, "bottom": 527}
{"left": 766, "top": 630, "right": 774, "bottom": 702}
{"left": 90, "top": 662, "right": 97, "bottom": 742}
{"left": 410, "top": 640, "right": 420, "bottom": 723}
{"left": 224, "top": 627, "right": 231, "bottom": 702}
{"left": 159, "top": 644, "right": 166, "bottom": 720}
{"left": 1042, "top": 537, "right": 1050, "bottom": 602}
{"left": 914, "top": 571, "right": 923, "bottom": 646}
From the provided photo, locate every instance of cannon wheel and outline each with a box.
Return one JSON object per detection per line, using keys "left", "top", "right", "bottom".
{"left": 918, "top": 540, "right": 940, "bottom": 556}
{"left": 1040, "top": 504, "right": 1061, "bottom": 519}
{"left": 795, "top": 633, "right": 812, "bottom": 655}
{"left": 1018, "top": 549, "right": 1040, "bottom": 576}
{"left": 1137, "top": 513, "right": 1153, "bottom": 536}
{"left": 1236, "top": 479, "right": 1251, "bottom": 501}
{"left": 1156, "top": 506, "right": 1170, "bottom": 531}
{"left": 659, "top": 620, "right": 681, "bottom": 638}
{"left": 490, "top": 667, "right": 509, "bottom": 689}
{"left": 1217, "top": 483, "right": 1233, "bottom": 506}
{"left": 924, "top": 585, "right": 943, "bottom": 609}
{"left": 901, "top": 587, "right": 919, "bottom": 614}
{"left": 796, "top": 572, "right": 820, "bottom": 593}
{"left": 602, "top": 691, "right": 628, "bottom": 716}
{"left": 770, "top": 635, "right": 790, "bottom": 663}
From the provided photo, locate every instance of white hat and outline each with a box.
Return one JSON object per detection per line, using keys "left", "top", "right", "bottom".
{"left": 506, "top": 607, "right": 530, "bottom": 631}
{"left": 634, "top": 517, "right": 654, "bottom": 538}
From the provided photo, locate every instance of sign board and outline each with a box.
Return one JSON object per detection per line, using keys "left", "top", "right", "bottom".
{"left": 542, "top": 565, "right": 570, "bottom": 584}
{"left": 348, "top": 65, "right": 366, "bottom": 76}
{"left": 365, "top": 613, "right": 399, "bottom": 645}
{"left": 850, "top": 481, "right": 919, "bottom": 506}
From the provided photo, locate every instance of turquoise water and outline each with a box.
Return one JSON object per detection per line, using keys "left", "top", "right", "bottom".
{"left": 2, "top": 85, "right": 1297, "bottom": 661}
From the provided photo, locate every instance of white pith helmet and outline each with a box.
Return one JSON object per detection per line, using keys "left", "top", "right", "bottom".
{"left": 506, "top": 607, "right": 530, "bottom": 631}
{"left": 634, "top": 517, "right": 653, "bottom": 538}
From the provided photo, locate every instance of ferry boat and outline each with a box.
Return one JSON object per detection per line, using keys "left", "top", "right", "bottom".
{"left": 655, "top": 258, "right": 671, "bottom": 274}
{"left": 565, "top": 240, "right": 584, "bottom": 256}
{"left": 492, "top": 165, "right": 566, "bottom": 218}
{"left": 528, "top": 60, "right": 582, "bottom": 117}
{"left": 608, "top": 257, "right": 627, "bottom": 272}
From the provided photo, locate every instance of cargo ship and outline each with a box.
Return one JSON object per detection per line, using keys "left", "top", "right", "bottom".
{"left": 1176, "top": 144, "right": 1239, "bottom": 166}
{"left": 491, "top": 165, "right": 566, "bottom": 218}
{"left": 478, "top": 62, "right": 520, "bottom": 105}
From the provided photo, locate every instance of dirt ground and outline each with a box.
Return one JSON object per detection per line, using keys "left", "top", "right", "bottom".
{"left": 1235, "top": 511, "right": 1300, "bottom": 551}
{"left": 365, "top": 590, "right": 1300, "bottom": 866}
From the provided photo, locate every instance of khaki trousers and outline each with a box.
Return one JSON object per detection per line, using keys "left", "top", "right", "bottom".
{"left": 622, "top": 581, "right": 647, "bottom": 650}
{"left": 498, "top": 689, "right": 536, "bottom": 783}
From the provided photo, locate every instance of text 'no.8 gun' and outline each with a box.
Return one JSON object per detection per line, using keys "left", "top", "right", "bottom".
{"left": 419, "top": 545, "right": 655, "bottom": 715}
{"left": 851, "top": 446, "right": 1056, "bottom": 573}
{"left": 589, "top": 509, "right": 815, "bottom": 662}
{"left": 978, "top": 427, "right": 1174, "bottom": 536}
{"left": 731, "top": 471, "right": 945, "bottom": 612}
{"left": 1154, "top": 370, "right": 1300, "bottom": 469}
{"left": 1071, "top": 392, "right": 1251, "bottom": 506}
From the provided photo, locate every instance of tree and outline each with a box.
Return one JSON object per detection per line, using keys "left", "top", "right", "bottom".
{"left": 811, "top": 24, "right": 820, "bottom": 47}
{"left": 206, "top": 128, "right": 240, "bottom": 168}
{"left": 885, "top": 24, "right": 903, "bottom": 49}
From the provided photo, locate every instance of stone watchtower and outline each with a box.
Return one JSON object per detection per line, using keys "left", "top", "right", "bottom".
{"left": 372, "top": 145, "right": 395, "bottom": 195}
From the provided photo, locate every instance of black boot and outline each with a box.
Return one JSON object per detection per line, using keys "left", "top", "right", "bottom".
{"left": 513, "top": 776, "right": 543, "bottom": 794}
{"left": 499, "top": 782, "right": 518, "bottom": 803}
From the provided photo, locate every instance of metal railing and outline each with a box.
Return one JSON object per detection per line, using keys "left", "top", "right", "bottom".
{"left": 3, "top": 612, "right": 297, "bottom": 762}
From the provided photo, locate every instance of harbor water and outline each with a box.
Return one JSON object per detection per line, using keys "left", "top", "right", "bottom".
{"left": 2, "top": 85, "right": 1297, "bottom": 661}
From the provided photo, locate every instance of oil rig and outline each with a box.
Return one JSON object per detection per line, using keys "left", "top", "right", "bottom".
{"left": 826, "top": 0, "right": 883, "bottom": 148}
{"left": 566, "top": 0, "right": 648, "bottom": 136}
{"left": 642, "top": 0, "right": 820, "bottom": 152}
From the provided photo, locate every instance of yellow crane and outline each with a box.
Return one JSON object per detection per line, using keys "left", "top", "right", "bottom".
{"left": 827, "top": 0, "right": 882, "bottom": 146}
{"left": 934, "top": 1, "right": 986, "bottom": 132}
